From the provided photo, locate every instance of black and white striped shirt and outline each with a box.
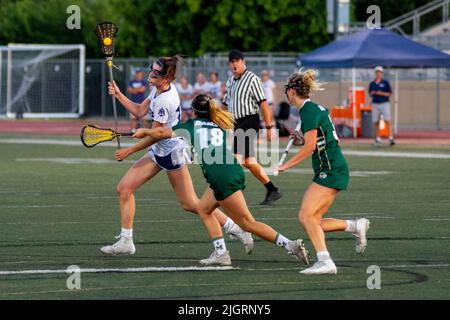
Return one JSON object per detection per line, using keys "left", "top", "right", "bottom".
{"left": 222, "top": 70, "right": 266, "bottom": 119}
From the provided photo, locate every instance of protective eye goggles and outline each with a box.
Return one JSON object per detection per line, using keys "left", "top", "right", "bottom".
{"left": 148, "top": 60, "right": 167, "bottom": 78}
{"left": 284, "top": 82, "right": 301, "bottom": 95}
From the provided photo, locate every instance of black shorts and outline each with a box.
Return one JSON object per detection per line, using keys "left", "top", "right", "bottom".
{"left": 233, "top": 114, "right": 260, "bottom": 159}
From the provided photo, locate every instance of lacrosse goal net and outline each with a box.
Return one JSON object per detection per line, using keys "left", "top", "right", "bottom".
{"left": 0, "top": 44, "right": 85, "bottom": 118}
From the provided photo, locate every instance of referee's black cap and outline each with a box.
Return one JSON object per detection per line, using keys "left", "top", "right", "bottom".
{"left": 228, "top": 49, "right": 244, "bottom": 61}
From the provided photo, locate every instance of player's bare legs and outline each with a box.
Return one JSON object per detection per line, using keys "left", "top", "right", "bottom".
{"left": 196, "top": 188, "right": 308, "bottom": 266}
{"left": 298, "top": 183, "right": 370, "bottom": 274}
{"left": 166, "top": 166, "right": 253, "bottom": 253}
{"left": 117, "top": 155, "right": 161, "bottom": 229}
{"left": 297, "top": 183, "right": 338, "bottom": 274}
{"left": 101, "top": 155, "right": 161, "bottom": 255}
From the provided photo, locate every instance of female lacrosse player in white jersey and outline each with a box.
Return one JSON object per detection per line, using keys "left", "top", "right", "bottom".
{"left": 101, "top": 55, "right": 252, "bottom": 255}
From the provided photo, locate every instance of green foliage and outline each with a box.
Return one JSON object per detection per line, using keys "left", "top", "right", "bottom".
{"left": 0, "top": 0, "right": 330, "bottom": 57}
{"left": 0, "top": 0, "right": 119, "bottom": 57}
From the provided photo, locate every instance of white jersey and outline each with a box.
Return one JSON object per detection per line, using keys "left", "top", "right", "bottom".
{"left": 175, "top": 83, "right": 194, "bottom": 110}
{"left": 262, "top": 79, "right": 276, "bottom": 105}
{"left": 147, "top": 84, "right": 186, "bottom": 157}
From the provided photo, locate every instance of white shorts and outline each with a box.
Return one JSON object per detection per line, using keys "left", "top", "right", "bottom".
{"left": 148, "top": 143, "right": 192, "bottom": 171}
{"left": 372, "top": 102, "right": 391, "bottom": 122}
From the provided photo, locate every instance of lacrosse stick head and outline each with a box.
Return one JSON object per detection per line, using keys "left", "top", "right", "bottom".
{"left": 94, "top": 22, "right": 118, "bottom": 57}
{"left": 80, "top": 124, "right": 116, "bottom": 148}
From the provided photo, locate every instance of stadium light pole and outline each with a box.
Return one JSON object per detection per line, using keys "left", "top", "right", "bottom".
{"left": 334, "top": 0, "right": 339, "bottom": 39}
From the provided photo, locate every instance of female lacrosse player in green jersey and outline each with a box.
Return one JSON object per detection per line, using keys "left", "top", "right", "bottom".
{"left": 132, "top": 94, "right": 310, "bottom": 266}
{"left": 101, "top": 55, "right": 252, "bottom": 257}
{"left": 277, "top": 70, "right": 370, "bottom": 275}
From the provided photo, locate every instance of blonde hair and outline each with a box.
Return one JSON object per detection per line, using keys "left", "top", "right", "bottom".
{"left": 191, "top": 94, "right": 234, "bottom": 130}
{"left": 285, "top": 69, "right": 323, "bottom": 98}
{"left": 208, "top": 99, "right": 234, "bottom": 130}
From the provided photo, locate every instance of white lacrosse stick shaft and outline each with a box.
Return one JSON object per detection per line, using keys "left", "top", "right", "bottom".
{"left": 273, "top": 121, "right": 302, "bottom": 176}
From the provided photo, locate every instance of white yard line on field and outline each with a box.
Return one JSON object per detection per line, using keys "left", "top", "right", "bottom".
{"left": 1, "top": 138, "right": 450, "bottom": 159}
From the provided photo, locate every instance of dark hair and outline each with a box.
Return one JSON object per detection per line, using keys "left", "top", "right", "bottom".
{"left": 157, "top": 55, "right": 183, "bottom": 83}
{"left": 192, "top": 94, "right": 234, "bottom": 130}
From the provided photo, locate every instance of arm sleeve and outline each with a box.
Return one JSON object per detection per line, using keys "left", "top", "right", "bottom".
{"left": 300, "top": 106, "right": 320, "bottom": 133}
{"left": 251, "top": 77, "right": 266, "bottom": 104}
{"left": 385, "top": 81, "right": 392, "bottom": 93}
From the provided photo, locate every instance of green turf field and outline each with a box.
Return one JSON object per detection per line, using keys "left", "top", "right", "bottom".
{"left": 0, "top": 134, "right": 449, "bottom": 299}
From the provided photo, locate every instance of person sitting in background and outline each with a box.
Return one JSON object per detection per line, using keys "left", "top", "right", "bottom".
{"left": 176, "top": 76, "right": 194, "bottom": 122}
{"left": 127, "top": 68, "right": 148, "bottom": 132}
{"left": 194, "top": 72, "right": 210, "bottom": 97}
{"left": 369, "top": 66, "right": 394, "bottom": 147}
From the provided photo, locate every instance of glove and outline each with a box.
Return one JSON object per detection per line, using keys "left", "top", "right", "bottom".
{"left": 290, "top": 131, "right": 305, "bottom": 146}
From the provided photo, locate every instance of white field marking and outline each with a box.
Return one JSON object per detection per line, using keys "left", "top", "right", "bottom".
{"left": 2, "top": 138, "right": 450, "bottom": 159}
{"left": 0, "top": 266, "right": 238, "bottom": 276}
{"left": 257, "top": 167, "right": 393, "bottom": 177}
{"left": 0, "top": 263, "right": 448, "bottom": 279}
{"left": 2, "top": 218, "right": 199, "bottom": 225}
{"left": 16, "top": 158, "right": 134, "bottom": 164}
{"left": 422, "top": 218, "right": 450, "bottom": 221}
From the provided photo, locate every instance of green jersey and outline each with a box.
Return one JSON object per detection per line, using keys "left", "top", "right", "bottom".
{"left": 299, "top": 100, "right": 348, "bottom": 174}
{"left": 172, "top": 118, "right": 246, "bottom": 200}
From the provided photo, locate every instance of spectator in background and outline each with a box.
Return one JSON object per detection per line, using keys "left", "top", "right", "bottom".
{"left": 176, "top": 75, "right": 194, "bottom": 122}
{"left": 194, "top": 72, "right": 210, "bottom": 97}
{"left": 261, "top": 70, "right": 277, "bottom": 114}
{"left": 127, "top": 68, "right": 148, "bottom": 132}
{"left": 208, "top": 71, "right": 222, "bottom": 105}
{"left": 369, "top": 66, "right": 394, "bottom": 146}
{"left": 220, "top": 82, "right": 227, "bottom": 107}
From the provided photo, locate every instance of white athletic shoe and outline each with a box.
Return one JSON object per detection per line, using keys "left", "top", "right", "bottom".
{"left": 352, "top": 218, "right": 370, "bottom": 254}
{"left": 100, "top": 234, "right": 136, "bottom": 256}
{"left": 227, "top": 224, "right": 254, "bottom": 254}
{"left": 287, "top": 239, "right": 310, "bottom": 266}
{"left": 199, "top": 250, "right": 232, "bottom": 266}
{"left": 300, "top": 259, "right": 337, "bottom": 275}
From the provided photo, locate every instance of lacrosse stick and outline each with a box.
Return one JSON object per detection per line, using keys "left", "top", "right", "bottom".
{"left": 273, "top": 121, "right": 302, "bottom": 176}
{"left": 80, "top": 124, "right": 133, "bottom": 148}
{"left": 94, "top": 21, "right": 121, "bottom": 149}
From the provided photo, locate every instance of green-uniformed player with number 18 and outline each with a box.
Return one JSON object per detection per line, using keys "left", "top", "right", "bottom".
{"left": 277, "top": 70, "right": 370, "bottom": 275}
{"left": 133, "top": 94, "right": 310, "bottom": 266}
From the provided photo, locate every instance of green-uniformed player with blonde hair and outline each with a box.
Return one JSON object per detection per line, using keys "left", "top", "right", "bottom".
{"left": 132, "top": 94, "right": 310, "bottom": 266}
{"left": 277, "top": 69, "right": 370, "bottom": 275}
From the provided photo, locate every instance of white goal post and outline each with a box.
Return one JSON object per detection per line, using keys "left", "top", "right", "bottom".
{"left": 0, "top": 44, "right": 85, "bottom": 118}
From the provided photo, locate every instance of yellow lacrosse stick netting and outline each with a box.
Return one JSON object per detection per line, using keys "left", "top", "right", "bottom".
{"left": 80, "top": 124, "right": 124, "bottom": 148}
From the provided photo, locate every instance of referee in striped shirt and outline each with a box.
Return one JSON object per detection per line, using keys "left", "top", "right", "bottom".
{"left": 223, "top": 50, "right": 282, "bottom": 205}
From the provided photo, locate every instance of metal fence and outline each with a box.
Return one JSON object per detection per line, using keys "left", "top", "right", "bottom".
{"left": 84, "top": 52, "right": 450, "bottom": 118}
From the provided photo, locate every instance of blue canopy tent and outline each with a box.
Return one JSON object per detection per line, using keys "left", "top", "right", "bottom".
{"left": 297, "top": 28, "right": 450, "bottom": 136}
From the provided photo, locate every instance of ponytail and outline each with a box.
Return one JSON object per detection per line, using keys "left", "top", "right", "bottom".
{"left": 285, "top": 68, "right": 323, "bottom": 98}
{"left": 158, "top": 54, "right": 183, "bottom": 83}
{"left": 208, "top": 99, "right": 234, "bottom": 130}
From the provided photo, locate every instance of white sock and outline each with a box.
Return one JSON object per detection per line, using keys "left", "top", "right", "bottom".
{"left": 222, "top": 218, "right": 235, "bottom": 233}
{"left": 345, "top": 220, "right": 356, "bottom": 233}
{"left": 213, "top": 238, "right": 227, "bottom": 255}
{"left": 121, "top": 228, "right": 133, "bottom": 239}
{"left": 275, "top": 233, "right": 290, "bottom": 249}
{"left": 317, "top": 251, "right": 331, "bottom": 261}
